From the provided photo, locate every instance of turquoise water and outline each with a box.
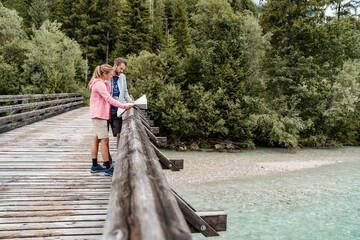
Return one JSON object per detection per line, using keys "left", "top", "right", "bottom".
{"left": 169, "top": 148, "right": 360, "bottom": 240}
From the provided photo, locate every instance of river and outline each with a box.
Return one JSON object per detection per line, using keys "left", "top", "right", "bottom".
{"left": 163, "top": 147, "right": 360, "bottom": 240}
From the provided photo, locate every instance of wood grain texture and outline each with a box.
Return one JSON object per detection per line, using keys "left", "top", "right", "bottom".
{"left": 0, "top": 107, "right": 110, "bottom": 239}
{"left": 103, "top": 108, "right": 192, "bottom": 240}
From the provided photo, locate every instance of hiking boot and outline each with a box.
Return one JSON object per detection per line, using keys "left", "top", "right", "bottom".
{"left": 104, "top": 167, "right": 114, "bottom": 176}
{"left": 90, "top": 164, "right": 106, "bottom": 173}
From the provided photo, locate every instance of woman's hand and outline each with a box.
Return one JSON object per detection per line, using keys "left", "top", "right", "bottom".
{"left": 124, "top": 103, "right": 133, "bottom": 109}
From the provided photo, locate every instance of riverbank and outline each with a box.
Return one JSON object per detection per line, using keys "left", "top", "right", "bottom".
{"left": 163, "top": 146, "right": 359, "bottom": 187}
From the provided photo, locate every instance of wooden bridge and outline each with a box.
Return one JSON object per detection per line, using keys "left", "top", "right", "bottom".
{"left": 0, "top": 94, "right": 226, "bottom": 239}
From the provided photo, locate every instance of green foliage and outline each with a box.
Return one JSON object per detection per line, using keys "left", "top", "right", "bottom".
{"left": 185, "top": 84, "right": 228, "bottom": 139}
{"left": 125, "top": 50, "right": 165, "bottom": 99}
{"left": 22, "top": 20, "right": 87, "bottom": 93}
{"left": 1, "top": 0, "right": 32, "bottom": 33}
{"left": 320, "top": 59, "right": 360, "bottom": 144}
{"left": 51, "top": 0, "right": 122, "bottom": 74}
{"left": 227, "top": 0, "right": 258, "bottom": 15}
{"left": 259, "top": 0, "right": 360, "bottom": 147}
{"left": 0, "top": 3, "right": 29, "bottom": 94}
{"left": 125, "top": 50, "right": 190, "bottom": 138}
{"left": 2, "top": 0, "right": 360, "bottom": 149}
{"left": 112, "top": 0, "right": 152, "bottom": 58}
{"left": 151, "top": 0, "right": 168, "bottom": 51}
{"left": 49, "top": 0, "right": 75, "bottom": 36}
{"left": 190, "top": 0, "right": 245, "bottom": 92}
{"left": 28, "top": 0, "right": 48, "bottom": 29}
{"left": 251, "top": 112, "right": 304, "bottom": 148}
{"left": 152, "top": 84, "right": 191, "bottom": 139}
{"left": 0, "top": 56, "right": 19, "bottom": 95}
{"left": 171, "top": 0, "right": 191, "bottom": 56}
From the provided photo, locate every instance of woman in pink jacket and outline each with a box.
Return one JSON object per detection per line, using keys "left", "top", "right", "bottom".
{"left": 88, "top": 64, "right": 132, "bottom": 176}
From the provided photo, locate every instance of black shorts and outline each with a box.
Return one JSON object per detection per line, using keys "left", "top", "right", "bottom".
{"left": 108, "top": 112, "right": 123, "bottom": 137}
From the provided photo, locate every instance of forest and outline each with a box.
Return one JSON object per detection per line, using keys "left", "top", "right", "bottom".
{"left": 1, "top": 0, "right": 360, "bottom": 149}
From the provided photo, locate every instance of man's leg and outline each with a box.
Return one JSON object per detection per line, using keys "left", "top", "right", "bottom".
{"left": 110, "top": 112, "right": 122, "bottom": 149}
{"left": 116, "top": 133, "right": 120, "bottom": 149}
{"left": 107, "top": 115, "right": 115, "bottom": 165}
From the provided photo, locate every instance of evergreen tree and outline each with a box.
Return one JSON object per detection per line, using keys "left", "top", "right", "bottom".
{"left": 104, "top": 0, "right": 123, "bottom": 63}
{"left": 260, "top": 0, "right": 327, "bottom": 52}
{"left": 28, "top": 0, "right": 49, "bottom": 29}
{"left": 227, "top": 0, "right": 257, "bottom": 15}
{"left": 190, "top": 0, "right": 246, "bottom": 92}
{"left": 151, "top": 0, "right": 167, "bottom": 52}
{"left": 259, "top": 0, "right": 360, "bottom": 147}
{"left": 164, "top": 0, "right": 173, "bottom": 29}
{"left": 171, "top": 0, "right": 191, "bottom": 56}
{"left": 184, "top": 0, "right": 198, "bottom": 16}
{"left": 51, "top": 0, "right": 121, "bottom": 79}
{"left": 329, "top": 0, "right": 360, "bottom": 19}
{"left": 112, "top": 0, "right": 152, "bottom": 57}
{"left": 49, "top": 0, "right": 75, "bottom": 37}
{"left": 71, "top": 0, "right": 102, "bottom": 77}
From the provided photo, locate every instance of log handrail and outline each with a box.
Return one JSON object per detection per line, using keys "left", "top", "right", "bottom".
{"left": 0, "top": 97, "right": 83, "bottom": 114}
{"left": 0, "top": 93, "right": 82, "bottom": 102}
{"left": 103, "top": 107, "right": 192, "bottom": 239}
{"left": 0, "top": 93, "right": 83, "bottom": 133}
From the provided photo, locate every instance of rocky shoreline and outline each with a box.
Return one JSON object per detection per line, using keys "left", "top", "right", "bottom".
{"left": 163, "top": 146, "right": 359, "bottom": 187}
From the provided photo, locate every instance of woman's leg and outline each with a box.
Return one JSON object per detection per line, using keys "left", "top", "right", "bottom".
{"left": 91, "top": 136, "right": 100, "bottom": 159}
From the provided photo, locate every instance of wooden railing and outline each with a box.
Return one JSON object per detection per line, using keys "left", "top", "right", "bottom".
{"left": 0, "top": 93, "right": 83, "bottom": 133}
{"left": 103, "top": 107, "right": 226, "bottom": 239}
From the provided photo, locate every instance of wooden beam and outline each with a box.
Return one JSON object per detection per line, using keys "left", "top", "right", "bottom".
{"left": 144, "top": 126, "right": 167, "bottom": 147}
{"left": 156, "top": 137, "right": 167, "bottom": 147}
{"left": 150, "top": 142, "right": 180, "bottom": 171}
{"left": 144, "top": 126, "right": 161, "bottom": 146}
{"left": 161, "top": 159, "right": 184, "bottom": 170}
{"left": 172, "top": 190, "right": 219, "bottom": 237}
{"left": 148, "top": 120, "right": 154, "bottom": 126}
{"left": 0, "top": 97, "right": 83, "bottom": 114}
{"left": 189, "top": 211, "right": 227, "bottom": 233}
{"left": 0, "top": 93, "right": 82, "bottom": 103}
{"left": 150, "top": 127, "right": 159, "bottom": 134}
{"left": 140, "top": 116, "right": 151, "bottom": 129}
{"left": 0, "top": 101, "right": 83, "bottom": 125}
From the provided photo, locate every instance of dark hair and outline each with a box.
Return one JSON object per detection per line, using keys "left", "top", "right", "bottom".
{"left": 114, "top": 57, "right": 127, "bottom": 66}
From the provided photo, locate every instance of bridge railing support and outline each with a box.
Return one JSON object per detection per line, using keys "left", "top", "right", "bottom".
{"left": 104, "top": 107, "right": 226, "bottom": 239}
{"left": 0, "top": 93, "right": 83, "bottom": 133}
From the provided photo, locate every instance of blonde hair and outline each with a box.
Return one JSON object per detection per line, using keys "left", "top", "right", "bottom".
{"left": 88, "top": 64, "right": 113, "bottom": 86}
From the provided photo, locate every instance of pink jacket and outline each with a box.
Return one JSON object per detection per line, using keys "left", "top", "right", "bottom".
{"left": 89, "top": 78, "right": 126, "bottom": 119}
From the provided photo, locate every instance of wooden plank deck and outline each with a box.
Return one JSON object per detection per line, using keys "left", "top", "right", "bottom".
{"left": 0, "top": 107, "right": 114, "bottom": 239}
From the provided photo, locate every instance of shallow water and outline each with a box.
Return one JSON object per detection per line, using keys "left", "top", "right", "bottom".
{"left": 163, "top": 147, "right": 360, "bottom": 240}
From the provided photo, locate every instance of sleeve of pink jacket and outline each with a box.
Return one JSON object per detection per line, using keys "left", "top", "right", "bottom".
{"left": 96, "top": 81, "right": 126, "bottom": 109}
